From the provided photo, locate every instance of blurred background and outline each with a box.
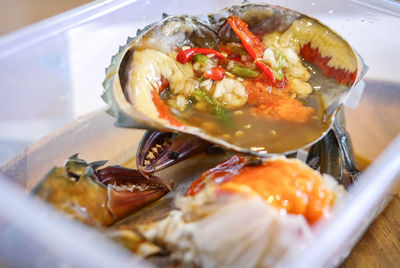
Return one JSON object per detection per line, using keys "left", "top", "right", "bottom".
{"left": 0, "top": 0, "right": 91, "bottom": 35}
{"left": 0, "top": 0, "right": 94, "bottom": 164}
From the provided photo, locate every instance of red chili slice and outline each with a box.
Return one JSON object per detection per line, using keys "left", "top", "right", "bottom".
{"left": 150, "top": 76, "right": 185, "bottom": 128}
{"left": 204, "top": 67, "right": 226, "bottom": 81}
{"left": 176, "top": 48, "right": 225, "bottom": 64}
{"left": 227, "top": 15, "right": 280, "bottom": 86}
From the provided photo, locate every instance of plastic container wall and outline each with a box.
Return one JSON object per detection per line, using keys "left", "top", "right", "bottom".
{"left": 0, "top": 175, "right": 152, "bottom": 268}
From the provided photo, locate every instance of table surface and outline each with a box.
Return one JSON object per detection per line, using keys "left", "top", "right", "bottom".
{"left": 0, "top": 0, "right": 91, "bottom": 35}
{"left": 343, "top": 79, "right": 400, "bottom": 267}
{"left": 343, "top": 194, "right": 400, "bottom": 267}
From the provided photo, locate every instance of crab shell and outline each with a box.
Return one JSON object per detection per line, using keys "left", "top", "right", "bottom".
{"left": 102, "top": 3, "right": 367, "bottom": 156}
{"left": 126, "top": 156, "right": 345, "bottom": 267}
{"left": 32, "top": 155, "right": 172, "bottom": 227}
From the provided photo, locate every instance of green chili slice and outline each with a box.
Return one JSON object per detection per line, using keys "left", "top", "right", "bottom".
{"left": 231, "top": 65, "right": 260, "bottom": 78}
{"left": 193, "top": 53, "right": 208, "bottom": 64}
{"left": 193, "top": 89, "right": 232, "bottom": 126}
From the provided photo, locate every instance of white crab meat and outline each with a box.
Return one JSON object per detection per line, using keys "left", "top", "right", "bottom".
{"left": 139, "top": 187, "right": 314, "bottom": 268}
{"left": 212, "top": 78, "right": 248, "bottom": 108}
{"left": 128, "top": 49, "right": 195, "bottom": 119}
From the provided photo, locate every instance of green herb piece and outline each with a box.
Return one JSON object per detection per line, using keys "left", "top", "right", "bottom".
{"left": 197, "top": 74, "right": 205, "bottom": 84}
{"left": 193, "top": 53, "right": 208, "bottom": 64}
{"left": 231, "top": 65, "right": 260, "bottom": 78}
{"left": 193, "top": 89, "right": 232, "bottom": 126}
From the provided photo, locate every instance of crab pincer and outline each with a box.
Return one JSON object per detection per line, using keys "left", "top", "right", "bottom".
{"left": 32, "top": 155, "right": 172, "bottom": 226}
{"left": 136, "top": 131, "right": 213, "bottom": 176}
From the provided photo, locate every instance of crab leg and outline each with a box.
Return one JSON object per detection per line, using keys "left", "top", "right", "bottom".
{"left": 306, "top": 140, "right": 321, "bottom": 170}
{"left": 136, "top": 131, "right": 213, "bottom": 176}
{"left": 306, "top": 107, "right": 359, "bottom": 186}
{"left": 333, "top": 107, "right": 360, "bottom": 183}
{"left": 321, "top": 130, "right": 344, "bottom": 183}
{"left": 306, "top": 130, "right": 345, "bottom": 184}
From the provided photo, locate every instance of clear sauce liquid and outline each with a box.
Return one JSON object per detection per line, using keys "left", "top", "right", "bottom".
{"left": 177, "top": 64, "right": 332, "bottom": 154}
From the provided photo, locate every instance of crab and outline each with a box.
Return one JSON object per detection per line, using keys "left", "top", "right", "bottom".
{"left": 32, "top": 2, "right": 366, "bottom": 267}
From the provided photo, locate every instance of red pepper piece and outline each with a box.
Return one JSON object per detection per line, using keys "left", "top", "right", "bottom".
{"left": 255, "top": 60, "right": 276, "bottom": 86}
{"left": 150, "top": 76, "right": 184, "bottom": 128}
{"left": 204, "top": 67, "right": 226, "bottom": 81}
{"left": 227, "top": 15, "right": 279, "bottom": 86}
{"left": 226, "top": 16, "right": 265, "bottom": 59}
{"left": 176, "top": 48, "right": 225, "bottom": 64}
{"left": 230, "top": 56, "right": 242, "bottom": 62}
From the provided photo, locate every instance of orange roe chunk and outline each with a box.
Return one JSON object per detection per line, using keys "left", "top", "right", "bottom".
{"left": 225, "top": 159, "right": 335, "bottom": 224}
{"left": 243, "top": 79, "right": 314, "bottom": 123}
{"left": 186, "top": 156, "right": 336, "bottom": 224}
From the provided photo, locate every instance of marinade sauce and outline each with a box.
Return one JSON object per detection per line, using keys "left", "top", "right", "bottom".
{"left": 177, "top": 65, "right": 333, "bottom": 154}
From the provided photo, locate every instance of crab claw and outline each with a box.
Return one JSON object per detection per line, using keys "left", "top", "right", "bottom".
{"left": 32, "top": 155, "right": 173, "bottom": 226}
{"left": 137, "top": 131, "right": 212, "bottom": 176}
{"left": 96, "top": 166, "right": 173, "bottom": 220}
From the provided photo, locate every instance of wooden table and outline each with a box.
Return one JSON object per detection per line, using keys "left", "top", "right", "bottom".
{"left": 0, "top": 0, "right": 91, "bottom": 35}
{"left": 342, "top": 79, "right": 400, "bottom": 267}
{"left": 343, "top": 194, "right": 400, "bottom": 267}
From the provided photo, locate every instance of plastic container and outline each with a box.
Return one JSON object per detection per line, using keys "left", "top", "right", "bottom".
{"left": 1, "top": 0, "right": 400, "bottom": 267}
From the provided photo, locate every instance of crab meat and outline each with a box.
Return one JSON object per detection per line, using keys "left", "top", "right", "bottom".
{"left": 212, "top": 77, "right": 248, "bottom": 108}
{"left": 132, "top": 156, "right": 343, "bottom": 267}
{"left": 129, "top": 49, "right": 195, "bottom": 121}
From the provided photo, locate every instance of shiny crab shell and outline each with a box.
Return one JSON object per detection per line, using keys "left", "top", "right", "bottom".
{"left": 32, "top": 155, "right": 172, "bottom": 227}
{"left": 102, "top": 3, "right": 366, "bottom": 156}
{"left": 111, "top": 155, "right": 344, "bottom": 267}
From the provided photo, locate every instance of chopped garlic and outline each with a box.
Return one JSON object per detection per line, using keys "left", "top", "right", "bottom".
{"left": 176, "top": 95, "right": 188, "bottom": 110}
{"left": 200, "top": 79, "right": 213, "bottom": 92}
{"left": 213, "top": 78, "right": 247, "bottom": 108}
{"left": 263, "top": 48, "right": 277, "bottom": 68}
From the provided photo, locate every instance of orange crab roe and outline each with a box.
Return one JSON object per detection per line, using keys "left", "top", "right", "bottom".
{"left": 223, "top": 159, "right": 335, "bottom": 223}
{"left": 187, "top": 156, "right": 336, "bottom": 224}
{"left": 243, "top": 79, "right": 314, "bottom": 123}
{"left": 151, "top": 77, "right": 185, "bottom": 128}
